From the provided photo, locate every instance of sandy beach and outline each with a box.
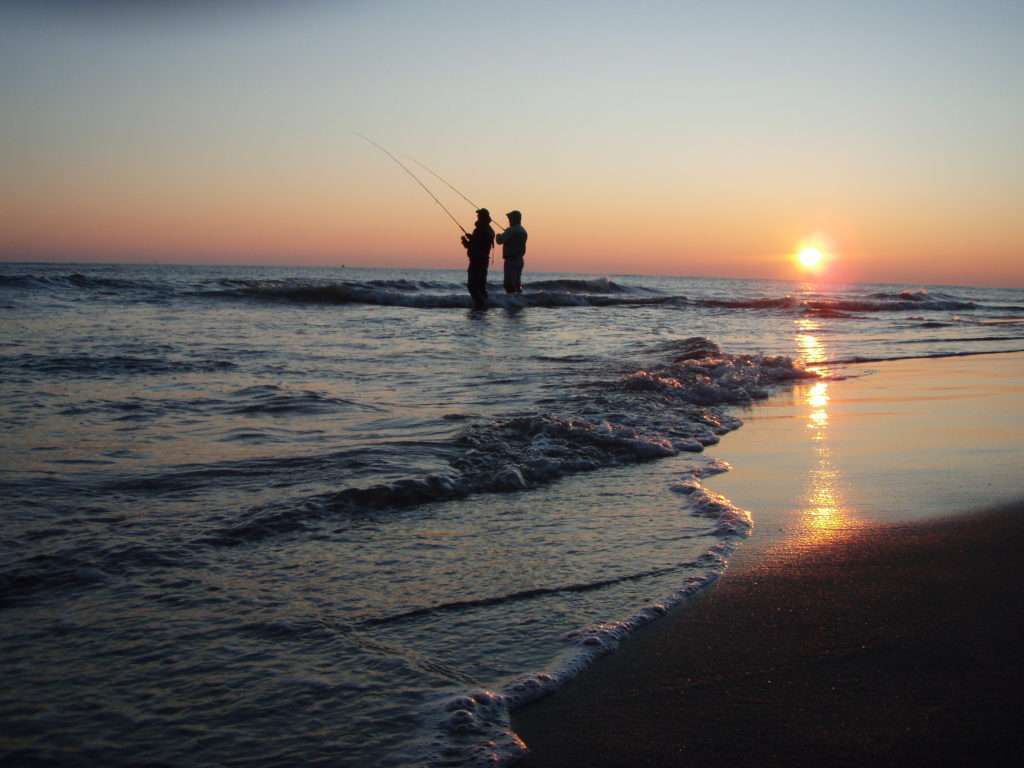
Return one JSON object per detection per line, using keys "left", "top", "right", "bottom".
{"left": 514, "top": 352, "right": 1024, "bottom": 766}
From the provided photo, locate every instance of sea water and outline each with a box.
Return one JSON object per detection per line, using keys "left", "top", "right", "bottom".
{"left": 2, "top": 263, "right": 1022, "bottom": 766}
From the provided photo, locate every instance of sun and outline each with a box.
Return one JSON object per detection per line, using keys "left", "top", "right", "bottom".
{"left": 792, "top": 238, "right": 833, "bottom": 275}
{"left": 798, "top": 246, "right": 823, "bottom": 268}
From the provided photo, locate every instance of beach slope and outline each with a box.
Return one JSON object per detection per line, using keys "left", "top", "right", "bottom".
{"left": 514, "top": 503, "right": 1024, "bottom": 766}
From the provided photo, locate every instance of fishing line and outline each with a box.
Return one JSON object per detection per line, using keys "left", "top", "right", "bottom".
{"left": 357, "top": 133, "right": 468, "bottom": 235}
{"left": 407, "top": 157, "right": 507, "bottom": 232}
{"left": 407, "top": 157, "right": 479, "bottom": 210}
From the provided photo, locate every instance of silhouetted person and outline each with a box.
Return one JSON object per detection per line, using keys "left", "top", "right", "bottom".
{"left": 496, "top": 210, "right": 527, "bottom": 294}
{"left": 461, "top": 208, "right": 495, "bottom": 310}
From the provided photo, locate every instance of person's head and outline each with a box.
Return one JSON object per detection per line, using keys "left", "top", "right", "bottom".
{"left": 506, "top": 210, "right": 522, "bottom": 226}
{"left": 476, "top": 208, "right": 491, "bottom": 225}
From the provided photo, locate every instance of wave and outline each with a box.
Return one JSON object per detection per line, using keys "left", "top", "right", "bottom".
{"left": 802, "top": 305, "right": 857, "bottom": 319}
{"left": 0, "top": 538, "right": 202, "bottom": 609}
{"left": 100, "top": 446, "right": 384, "bottom": 497}
{"left": 2, "top": 352, "right": 236, "bottom": 377}
{"left": 224, "top": 384, "right": 383, "bottom": 416}
{"left": 821, "top": 347, "right": 1024, "bottom": 366}
{"left": 891, "top": 335, "right": 1024, "bottom": 346}
{"left": 956, "top": 316, "right": 1024, "bottom": 326}
{"left": 698, "top": 294, "right": 978, "bottom": 313}
{"left": 525, "top": 277, "right": 635, "bottom": 293}
{"left": 53, "top": 386, "right": 380, "bottom": 425}
{"left": 364, "top": 278, "right": 452, "bottom": 291}
{"left": 431, "top": 469, "right": 752, "bottom": 766}
{"left": 0, "top": 271, "right": 166, "bottom": 295}
{"left": 366, "top": 466, "right": 750, "bottom": 627}
{"left": 699, "top": 296, "right": 798, "bottom": 310}
{"left": 203, "top": 338, "right": 813, "bottom": 545}
{"left": 66, "top": 273, "right": 147, "bottom": 291}
{"left": 365, "top": 563, "right": 693, "bottom": 627}
{"left": 7, "top": 269, "right": 1019, "bottom": 319}
{"left": 0, "top": 274, "right": 48, "bottom": 289}
{"left": 813, "top": 297, "right": 977, "bottom": 312}
{"left": 209, "top": 280, "right": 678, "bottom": 309}
{"left": 867, "top": 288, "right": 975, "bottom": 303}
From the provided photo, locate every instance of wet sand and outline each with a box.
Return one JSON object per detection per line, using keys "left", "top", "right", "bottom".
{"left": 513, "top": 353, "right": 1024, "bottom": 766}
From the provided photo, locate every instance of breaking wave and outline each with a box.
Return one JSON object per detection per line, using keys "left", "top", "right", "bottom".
{"left": 204, "top": 338, "right": 813, "bottom": 545}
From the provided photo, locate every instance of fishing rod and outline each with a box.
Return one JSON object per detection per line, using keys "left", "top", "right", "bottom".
{"left": 408, "top": 156, "right": 480, "bottom": 209}
{"left": 407, "top": 156, "right": 509, "bottom": 233}
{"left": 357, "top": 133, "right": 469, "bottom": 235}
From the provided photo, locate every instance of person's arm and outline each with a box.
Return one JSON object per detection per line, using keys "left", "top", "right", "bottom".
{"left": 464, "top": 226, "right": 490, "bottom": 255}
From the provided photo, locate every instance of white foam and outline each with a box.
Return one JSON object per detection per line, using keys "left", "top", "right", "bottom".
{"left": 428, "top": 467, "right": 753, "bottom": 767}
{"left": 624, "top": 339, "right": 815, "bottom": 406}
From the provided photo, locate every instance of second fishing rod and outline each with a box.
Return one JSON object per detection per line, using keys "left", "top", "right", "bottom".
{"left": 358, "top": 134, "right": 507, "bottom": 233}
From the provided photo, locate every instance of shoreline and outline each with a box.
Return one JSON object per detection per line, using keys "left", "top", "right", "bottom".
{"left": 512, "top": 352, "right": 1024, "bottom": 766}
{"left": 513, "top": 502, "right": 1024, "bottom": 766}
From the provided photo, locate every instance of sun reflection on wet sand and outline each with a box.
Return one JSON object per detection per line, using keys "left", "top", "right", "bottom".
{"left": 795, "top": 322, "right": 856, "bottom": 541}
{"left": 807, "top": 380, "right": 829, "bottom": 433}
{"left": 803, "top": 439, "right": 847, "bottom": 538}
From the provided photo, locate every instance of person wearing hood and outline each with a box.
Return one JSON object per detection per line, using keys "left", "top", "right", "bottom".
{"left": 496, "top": 210, "right": 527, "bottom": 294}
{"left": 461, "top": 208, "right": 495, "bottom": 310}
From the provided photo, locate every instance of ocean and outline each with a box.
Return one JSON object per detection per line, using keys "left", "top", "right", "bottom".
{"left": 2, "top": 262, "right": 1023, "bottom": 767}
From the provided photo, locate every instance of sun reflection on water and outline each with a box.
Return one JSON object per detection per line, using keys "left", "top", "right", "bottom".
{"left": 795, "top": 317, "right": 829, "bottom": 371}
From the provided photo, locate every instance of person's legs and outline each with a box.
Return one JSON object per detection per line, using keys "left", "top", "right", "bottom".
{"left": 503, "top": 257, "right": 523, "bottom": 293}
{"left": 467, "top": 263, "right": 488, "bottom": 309}
{"left": 503, "top": 259, "right": 517, "bottom": 294}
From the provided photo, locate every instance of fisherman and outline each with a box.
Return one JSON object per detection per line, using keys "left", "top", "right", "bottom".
{"left": 496, "top": 210, "right": 527, "bottom": 294}
{"left": 461, "top": 208, "right": 495, "bottom": 310}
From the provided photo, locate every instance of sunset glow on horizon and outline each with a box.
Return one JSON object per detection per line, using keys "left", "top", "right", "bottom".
{"left": 2, "top": 2, "right": 1022, "bottom": 287}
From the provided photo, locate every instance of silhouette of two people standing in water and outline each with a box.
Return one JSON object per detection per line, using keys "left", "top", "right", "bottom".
{"left": 461, "top": 209, "right": 528, "bottom": 309}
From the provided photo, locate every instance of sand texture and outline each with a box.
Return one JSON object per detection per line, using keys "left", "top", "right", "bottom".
{"left": 514, "top": 504, "right": 1024, "bottom": 767}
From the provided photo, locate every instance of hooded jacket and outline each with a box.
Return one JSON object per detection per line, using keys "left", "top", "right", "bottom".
{"left": 496, "top": 223, "right": 527, "bottom": 261}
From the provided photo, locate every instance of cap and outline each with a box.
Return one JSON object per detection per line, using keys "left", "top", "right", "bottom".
{"left": 476, "top": 208, "right": 491, "bottom": 221}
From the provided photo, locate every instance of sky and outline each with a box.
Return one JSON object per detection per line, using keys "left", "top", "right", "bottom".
{"left": 1, "top": 0, "right": 1022, "bottom": 286}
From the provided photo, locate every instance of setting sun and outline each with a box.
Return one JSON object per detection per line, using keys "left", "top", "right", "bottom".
{"left": 798, "top": 247, "right": 823, "bottom": 268}
{"left": 793, "top": 238, "right": 833, "bottom": 276}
